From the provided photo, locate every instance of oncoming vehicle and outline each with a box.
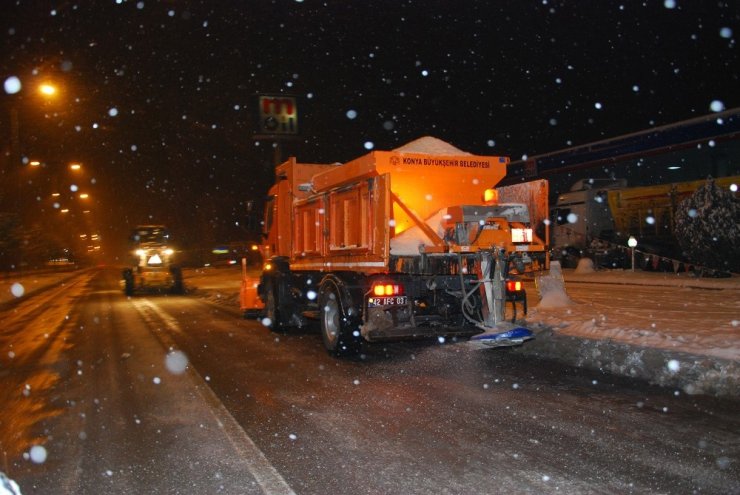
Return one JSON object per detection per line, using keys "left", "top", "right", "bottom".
{"left": 122, "top": 225, "right": 184, "bottom": 296}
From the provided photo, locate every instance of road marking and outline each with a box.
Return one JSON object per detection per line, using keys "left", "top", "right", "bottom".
{"left": 132, "top": 299, "right": 297, "bottom": 495}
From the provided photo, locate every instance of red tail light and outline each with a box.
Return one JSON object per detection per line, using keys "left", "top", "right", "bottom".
{"left": 506, "top": 280, "right": 522, "bottom": 292}
{"left": 372, "top": 283, "right": 403, "bottom": 297}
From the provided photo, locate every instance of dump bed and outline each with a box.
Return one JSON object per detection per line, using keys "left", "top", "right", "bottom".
{"left": 311, "top": 151, "right": 508, "bottom": 235}
{"left": 285, "top": 150, "right": 509, "bottom": 273}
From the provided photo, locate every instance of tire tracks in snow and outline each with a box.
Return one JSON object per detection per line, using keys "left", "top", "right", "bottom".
{"left": 131, "top": 298, "right": 296, "bottom": 495}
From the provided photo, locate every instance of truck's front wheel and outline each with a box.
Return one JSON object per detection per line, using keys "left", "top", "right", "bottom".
{"left": 123, "top": 269, "right": 134, "bottom": 296}
{"left": 319, "top": 282, "right": 362, "bottom": 356}
{"left": 170, "top": 266, "right": 185, "bottom": 294}
{"left": 263, "top": 279, "right": 283, "bottom": 331}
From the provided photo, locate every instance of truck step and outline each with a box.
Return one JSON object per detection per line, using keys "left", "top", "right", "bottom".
{"left": 301, "top": 310, "right": 321, "bottom": 320}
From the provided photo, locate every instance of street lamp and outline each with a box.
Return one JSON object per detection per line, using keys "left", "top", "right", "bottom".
{"left": 8, "top": 80, "right": 61, "bottom": 159}
{"left": 38, "top": 83, "right": 58, "bottom": 97}
{"left": 627, "top": 236, "right": 638, "bottom": 272}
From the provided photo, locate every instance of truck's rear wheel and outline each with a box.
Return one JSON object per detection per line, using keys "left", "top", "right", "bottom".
{"left": 319, "top": 282, "right": 362, "bottom": 356}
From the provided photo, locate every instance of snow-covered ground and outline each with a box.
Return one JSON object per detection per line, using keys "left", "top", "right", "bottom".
{"left": 3, "top": 264, "right": 739, "bottom": 396}
{"left": 533, "top": 259, "right": 740, "bottom": 360}
{"left": 520, "top": 260, "right": 740, "bottom": 396}
{"left": 0, "top": 268, "right": 85, "bottom": 307}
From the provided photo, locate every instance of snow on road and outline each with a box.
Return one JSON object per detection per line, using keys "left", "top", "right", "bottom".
{"left": 530, "top": 261, "right": 740, "bottom": 361}
{"left": 3, "top": 264, "right": 739, "bottom": 395}
{"left": 522, "top": 260, "right": 740, "bottom": 395}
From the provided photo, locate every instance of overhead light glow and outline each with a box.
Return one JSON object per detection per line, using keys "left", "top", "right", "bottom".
{"left": 39, "top": 83, "right": 57, "bottom": 96}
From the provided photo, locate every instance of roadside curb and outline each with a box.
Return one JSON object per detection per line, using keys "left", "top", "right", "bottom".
{"left": 562, "top": 273, "right": 740, "bottom": 291}
{"left": 513, "top": 325, "right": 740, "bottom": 397}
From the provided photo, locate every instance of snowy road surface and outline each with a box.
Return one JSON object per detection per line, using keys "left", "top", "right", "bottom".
{"left": 1, "top": 270, "right": 290, "bottom": 494}
{"left": 1, "top": 267, "right": 738, "bottom": 494}
{"left": 520, "top": 268, "right": 740, "bottom": 396}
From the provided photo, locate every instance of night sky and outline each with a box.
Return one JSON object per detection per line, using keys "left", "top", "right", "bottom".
{"left": 2, "top": 0, "right": 738, "bottom": 258}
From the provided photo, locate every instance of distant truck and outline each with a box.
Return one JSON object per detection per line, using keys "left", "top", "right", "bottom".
{"left": 122, "top": 225, "right": 184, "bottom": 295}
{"left": 240, "top": 137, "right": 550, "bottom": 355}
{"left": 551, "top": 175, "right": 740, "bottom": 268}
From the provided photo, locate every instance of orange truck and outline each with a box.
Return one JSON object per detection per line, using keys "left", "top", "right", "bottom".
{"left": 241, "top": 137, "right": 548, "bottom": 354}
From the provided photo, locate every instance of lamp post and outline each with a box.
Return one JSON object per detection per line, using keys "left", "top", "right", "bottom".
{"left": 7, "top": 80, "right": 60, "bottom": 163}
{"left": 627, "top": 236, "right": 638, "bottom": 272}
{"left": 5, "top": 80, "right": 60, "bottom": 210}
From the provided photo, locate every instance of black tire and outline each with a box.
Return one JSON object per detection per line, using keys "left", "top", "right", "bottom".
{"left": 318, "top": 281, "right": 362, "bottom": 356}
{"left": 123, "top": 269, "right": 134, "bottom": 296}
{"left": 170, "top": 267, "right": 185, "bottom": 294}
{"left": 263, "top": 279, "right": 283, "bottom": 332}
{"left": 243, "top": 309, "right": 262, "bottom": 319}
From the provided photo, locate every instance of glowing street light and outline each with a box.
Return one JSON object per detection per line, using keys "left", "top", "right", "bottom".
{"left": 38, "top": 83, "right": 58, "bottom": 97}
{"left": 627, "top": 236, "right": 638, "bottom": 272}
{"left": 69, "top": 163, "right": 82, "bottom": 171}
{"left": 29, "top": 160, "right": 41, "bottom": 167}
{"left": 7, "top": 79, "right": 62, "bottom": 173}
{"left": 79, "top": 193, "right": 89, "bottom": 199}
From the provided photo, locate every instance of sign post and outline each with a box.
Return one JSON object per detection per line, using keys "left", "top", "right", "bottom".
{"left": 255, "top": 94, "right": 299, "bottom": 165}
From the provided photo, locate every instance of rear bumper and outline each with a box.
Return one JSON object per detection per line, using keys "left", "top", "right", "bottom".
{"left": 138, "top": 268, "right": 174, "bottom": 287}
{"left": 361, "top": 324, "right": 476, "bottom": 342}
{"left": 361, "top": 291, "right": 475, "bottom": 341}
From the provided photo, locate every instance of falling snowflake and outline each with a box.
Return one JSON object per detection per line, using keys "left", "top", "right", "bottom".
{"left": 4, "top": 76, "right": 21, "bottom": 94}
{"left": 11, "top": 283, "right": 25, "bottom": 298}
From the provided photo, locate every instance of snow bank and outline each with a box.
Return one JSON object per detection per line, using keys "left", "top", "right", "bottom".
{"left": 574, "top": 257, "right": 595, "bottom": 274}
{"left": 535, "top": 262, "right": 573, "bottom": 308}
{"left": 522, "top": 266, "right": 740, "bottom": 396}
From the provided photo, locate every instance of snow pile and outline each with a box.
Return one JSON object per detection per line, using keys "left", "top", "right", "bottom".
{"left": 393, "top": 136, "right": 471, "bottom": 155}
{"left": 574, "top": 257, "right": 595, "bottom": 274}
{"left": 535, "top": 262, "right": 572, "bottom": 308}
{"left": 522, "top": 269, "right": 740, "bottom": 395}
{"left": 0, "top": 472, "right": 21, "bottom": 495}
{"left": 390, "top": 210, "right": 447, "bottom": 256}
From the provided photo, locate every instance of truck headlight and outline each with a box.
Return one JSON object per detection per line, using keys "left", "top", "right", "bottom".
{"left": 163, "top": 248, "right": 174, "bottom": 256}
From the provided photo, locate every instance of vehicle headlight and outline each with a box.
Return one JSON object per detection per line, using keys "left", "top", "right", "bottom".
{"left": 135, "top": 249, "right": 146, "bottom": 256}
{"left": 163, "top": 248, "right": 174, "bottom": 256}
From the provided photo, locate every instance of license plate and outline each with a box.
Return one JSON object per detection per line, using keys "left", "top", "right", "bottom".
{"left": 368, "top": 296, "right": 408, "bottom": 308}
